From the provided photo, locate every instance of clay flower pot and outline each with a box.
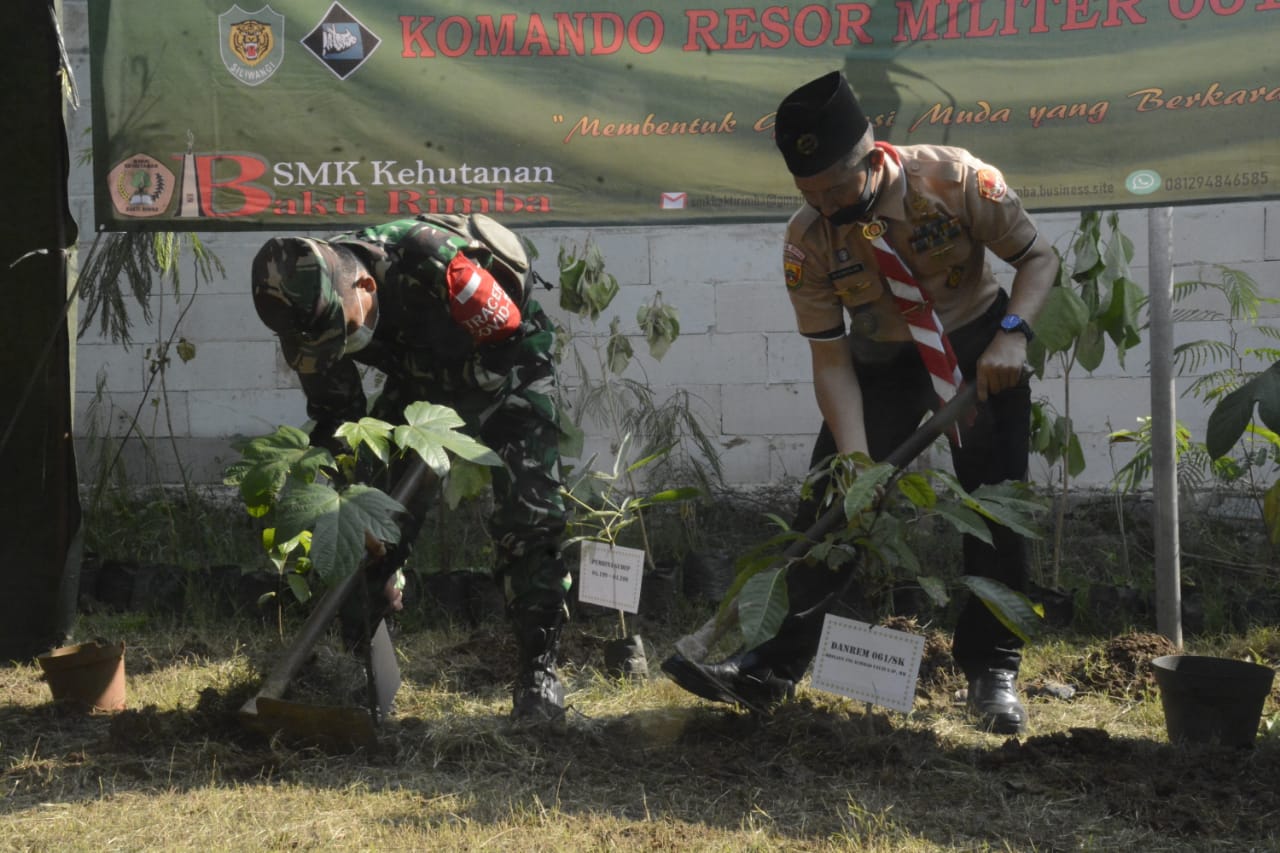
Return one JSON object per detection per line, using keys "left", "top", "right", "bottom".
{"left": 37, "top": 640, "right": 127, "bottom": 712}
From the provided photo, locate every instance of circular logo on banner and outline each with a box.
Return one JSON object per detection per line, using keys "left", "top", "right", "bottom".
{"left": 1125, "top": 170, "right": 1162, "bottom": 196}
{"left": 107, "top": 154, "right": 177, "bottom": 218}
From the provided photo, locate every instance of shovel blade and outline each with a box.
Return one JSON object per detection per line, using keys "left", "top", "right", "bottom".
{"left": 366, "top": 618, "right": 401, "bottom": 722}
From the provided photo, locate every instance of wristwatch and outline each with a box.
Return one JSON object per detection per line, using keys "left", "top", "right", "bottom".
{"left": 1000, "top": 313, "right": 1035, "bottom": 342}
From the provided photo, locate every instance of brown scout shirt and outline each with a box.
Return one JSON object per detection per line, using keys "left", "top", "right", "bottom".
{"left": 783, "top": 144, "right": 1039, "bottom": 344}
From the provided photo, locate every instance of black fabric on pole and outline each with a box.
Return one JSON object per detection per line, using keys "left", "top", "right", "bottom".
{"left": 0, "top": 0, "right": 82, "bottom": 661}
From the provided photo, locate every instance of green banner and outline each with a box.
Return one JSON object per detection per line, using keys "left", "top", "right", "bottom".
{"left": 90, "top": 0, "right": 1280, "bottom": 230}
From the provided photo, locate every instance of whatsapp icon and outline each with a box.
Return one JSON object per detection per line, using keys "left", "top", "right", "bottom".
{"left": 1125, "top": 170, "right": 1162, "bottom": 196}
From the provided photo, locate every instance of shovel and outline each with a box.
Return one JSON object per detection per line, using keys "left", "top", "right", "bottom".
{"left": 238, "top": 458, "right": 434, "bottom": 749}
{"left": 667, "top": 381, "right": 980, "bottom": 667}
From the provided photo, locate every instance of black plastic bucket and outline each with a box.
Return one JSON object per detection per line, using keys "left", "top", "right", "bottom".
{"left": 1151, "top": 654, "right": 1275, "bottom": 748}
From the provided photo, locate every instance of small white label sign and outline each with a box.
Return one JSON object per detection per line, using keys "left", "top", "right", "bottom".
{"left": 577, "top": 541, "right": 645, "bottom": 614}
{"left": 811, "top": 615, "right": 925, "bottom": 714}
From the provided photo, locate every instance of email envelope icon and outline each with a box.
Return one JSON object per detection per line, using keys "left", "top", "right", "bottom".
{"left": 661, "top": 191, "right": 687, "bottom": 209}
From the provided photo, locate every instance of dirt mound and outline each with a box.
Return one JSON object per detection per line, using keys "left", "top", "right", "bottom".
{"left": 1070, "top": 631, "right": 1178, "bottom": 697}
{"left": 879, "top": 615, "right": 961, "bottom": 699}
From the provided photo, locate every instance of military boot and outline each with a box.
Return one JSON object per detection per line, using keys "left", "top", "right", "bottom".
{"left": 510, "top": 606, "right": 566, "bottom": 722}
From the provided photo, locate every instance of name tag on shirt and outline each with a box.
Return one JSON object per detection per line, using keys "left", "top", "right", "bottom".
{"left": 829, "top": 263, "right": 866, "bottom": 282}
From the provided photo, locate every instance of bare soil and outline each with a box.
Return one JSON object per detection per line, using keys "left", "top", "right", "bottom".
{"left": 7, "top": 606, "right": 1279, "bottom": 851}
{"left": 30, "top": 489, "right": 1277, "bottom": 849}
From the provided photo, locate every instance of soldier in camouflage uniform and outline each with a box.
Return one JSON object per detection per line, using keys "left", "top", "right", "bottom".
{"left": 251, "top": 213, "right": 572, "bottom": 721}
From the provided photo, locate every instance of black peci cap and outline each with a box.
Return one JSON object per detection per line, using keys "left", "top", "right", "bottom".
{"left": 774, "top": 71, "right": 875, "bottom": 177}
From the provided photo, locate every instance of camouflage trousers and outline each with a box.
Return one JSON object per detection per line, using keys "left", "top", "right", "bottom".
{"left": 369, "top": 303, "right": 572, "bottom": 616}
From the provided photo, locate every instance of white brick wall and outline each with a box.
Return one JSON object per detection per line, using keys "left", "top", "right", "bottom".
{"left": 62, "top": 1, "right": 1280, "bottom": 493}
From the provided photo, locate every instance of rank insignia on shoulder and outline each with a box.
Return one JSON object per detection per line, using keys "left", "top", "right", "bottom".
{"left": 978, "top": 168, "right": 1008, "bottom": 201}
{"left": 784, "top": 258, "right": 802, "bottom": 289}
{"left": 784, "top": 241, "right": 806, "bottom": 262}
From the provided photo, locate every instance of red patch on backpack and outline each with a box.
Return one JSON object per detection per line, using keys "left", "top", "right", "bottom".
{"left": 445, "top": 254, "right": 522, "bottom": 343}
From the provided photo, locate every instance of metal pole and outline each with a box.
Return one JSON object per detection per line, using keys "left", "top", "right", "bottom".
{"left": 1148, "top": 206, "right": 1182, "bottom": 648}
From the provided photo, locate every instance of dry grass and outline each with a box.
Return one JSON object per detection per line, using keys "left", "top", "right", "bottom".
{"left": 3, "top": 606, "right": 1279, "bottom": 853}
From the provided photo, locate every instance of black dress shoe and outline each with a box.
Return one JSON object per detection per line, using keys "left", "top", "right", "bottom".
{"left": 967, "top": 669, "right": 1028, "bottom": 735}
{"left": 661, "top": 650, "right": 795, "bottom": 713}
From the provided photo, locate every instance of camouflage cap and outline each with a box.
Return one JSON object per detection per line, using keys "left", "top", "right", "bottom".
{"left": 251, "top": 237, "right": 348, "bottom": 374}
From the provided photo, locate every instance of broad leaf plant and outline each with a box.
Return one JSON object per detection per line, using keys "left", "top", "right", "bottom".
{"left": 224, "top": 401, "right": 502, "bottom": 605}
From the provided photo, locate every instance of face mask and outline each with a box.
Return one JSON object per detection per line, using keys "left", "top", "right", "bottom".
{"left": 824, "top": 158, "right": 882, "bottom": 227}
{"left": 344, "top": 293, "right": 377, "bottom": 355}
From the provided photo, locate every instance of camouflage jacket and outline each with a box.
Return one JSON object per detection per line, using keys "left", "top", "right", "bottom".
{"left": 291, "top": 215, "right": 557, "bottom": 441}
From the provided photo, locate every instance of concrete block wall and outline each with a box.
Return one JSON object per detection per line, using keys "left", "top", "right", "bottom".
{"left": 61, "top": 2, "right": 1280, "bottom": 493}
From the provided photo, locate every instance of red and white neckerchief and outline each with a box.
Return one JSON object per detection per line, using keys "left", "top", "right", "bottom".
{"left": 863, "top": 143, "right": 965, "bottom": 444}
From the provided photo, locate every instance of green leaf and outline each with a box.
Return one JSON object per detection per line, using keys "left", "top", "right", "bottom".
{"left": 1071, "top": 215, "right": 1102, "bottom": 280}
{"left": 1066, "top": 433, "right": 1087, "bottom": 477}
{"left": 1100, "top": 277, "right": 1145, "bottom": 353}
{"left": 896, "top": 472, "right": 937, "bottom": 509}
{"left": 267, "top": 527, "right": 311, "bottom": 561}
{"left": 274, "top": 482, "right": 405, "bottom": 584}
{"left": 442, "top": 459, "right": 492, "bottom": 509}
{"left": 625, "top": 443, "right": 675, "bottom": 473}
{"left": 960, "top": 575, "right": 1044, "bottom": 643}
{"left": 1264, "top": 480, "right": 1280, "bottom": 545}
{"left": 1254, "top": 363, "right": 1280, "bottom": 433}
{"left": 606, "top": 319, "right": 634, "bottom": 374}
{"left": 1100, "top": 223, "right": 1135, "bottom": 286}
{"left": 877, "top": 524, "right": 921, "bottom": 573}
{"left": 932, "top": 503, "right": 994, "bottom": 545}
{"left": 737, "top": 567, "right": 789, "bottom": 649}
{"left": 286, "top": 572, "right": 312, "bottom": 603}
{"left": 224, "top": 426, "right": 332, "bottom": 514}
{"left": 967, "top": 485, "right": 1044, "bottom": 540}
{"left": 1206, "top": 374, "right": 1262, "bottom": 459}
{"left": 843, "top": 464, "right": 894, "bottom": 519}
{"left": 1075, "top": 321, "right": 1106, "bottom": 372}
{"left": 557, "top": 252, "right": 587, "bottom": 314}
{"left": 1035, "top": 286, "right": 1090, "bottom": 354}
{"left": 638, "top": 296, "right": 680, "bottom": 361}
{"left": 637, "top": 486, "right": 702, "bottom": 506}
{"left": 395, "top": 401, "right": 502, "bottom": 473}
{"left": 917, "top": 575, "right": 950, "bottom": 607}
{"left": 335, "top": 417, "right": 393, "bottom": 463}
{"left": 558, "top": 413, "right": 585, "bottom": 459}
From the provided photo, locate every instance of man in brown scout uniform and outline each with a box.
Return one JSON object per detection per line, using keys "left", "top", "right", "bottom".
{"left": 251, "top": 213, "right": 572, "bottom": 722}
{"left": 665, "top": 70, "right": 1058, "bottom": 734}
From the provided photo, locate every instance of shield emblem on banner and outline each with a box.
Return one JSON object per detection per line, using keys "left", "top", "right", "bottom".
{"left": 219, "top": 5, "right": 285, "bottom": 87}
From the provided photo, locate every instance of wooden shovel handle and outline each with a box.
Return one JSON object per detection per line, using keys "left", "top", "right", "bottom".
{"left": 241, "top": 457, "right": 434, "bottom": 714}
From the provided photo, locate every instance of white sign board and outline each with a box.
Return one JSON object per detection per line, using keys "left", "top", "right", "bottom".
{"left": 577, "top": 541, "right": 645, "bottom": 614}
{"left": 811, "top": 616, "right": 925, "bottom": 714}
